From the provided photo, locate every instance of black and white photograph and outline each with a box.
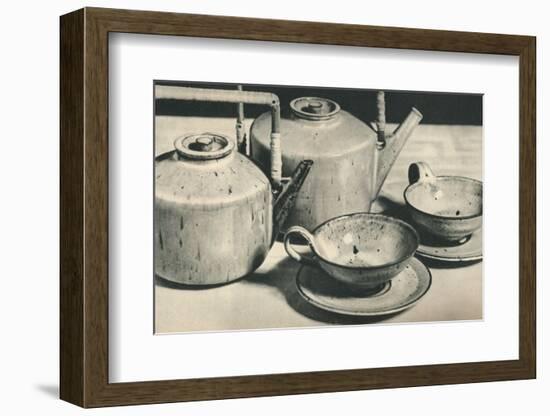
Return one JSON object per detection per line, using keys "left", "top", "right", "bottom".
{"left": 1, "top": 0, "right": 544, "bottom": 412}
{"left": 154, "top": 81, "right": 483, "bottom": 333}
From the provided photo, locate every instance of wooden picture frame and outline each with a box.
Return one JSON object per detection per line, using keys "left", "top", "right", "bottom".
{"left": 60, "top": 7, "right": 536, "bottom": 408}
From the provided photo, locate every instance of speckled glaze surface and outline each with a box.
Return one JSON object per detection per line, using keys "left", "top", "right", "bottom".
{"left": 416, "top": 228, "right": 483, "bottom": 263}
{"left": 296, "top": 257, "right": 432, "bottom": 316}
{"left": 155, "top": 133, "right": 273, "bottom": 285}
{"left": 284, "top": 213, "right": 419, "bottom": 289}
{"left": 250, "top": 97, "right": 422, "bottom": 230}
{"left": 404, "top": 162, "right": 482, "bottom": 243}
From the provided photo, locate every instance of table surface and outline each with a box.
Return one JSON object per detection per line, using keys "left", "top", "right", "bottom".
{"left": 154, "top": 116, "right": 482, "bottom": 333}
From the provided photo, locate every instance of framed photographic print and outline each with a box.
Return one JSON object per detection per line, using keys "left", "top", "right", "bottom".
{"left": 60, "top": 7, "right": 536, "bottom": 407}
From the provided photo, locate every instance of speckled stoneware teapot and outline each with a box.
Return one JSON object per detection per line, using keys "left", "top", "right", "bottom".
{"left": 154, "top": 86, "right": 312, "bottom": 285}
{"left": 249, "top": 92, "right": 423, "bottom": 230}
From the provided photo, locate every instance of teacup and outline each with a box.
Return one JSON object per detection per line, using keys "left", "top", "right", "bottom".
{"left": 283, "top": 213, "right": 419, "bottom": 291}
{"left": 404, "top": 162, "right": 482, "bottom": 244}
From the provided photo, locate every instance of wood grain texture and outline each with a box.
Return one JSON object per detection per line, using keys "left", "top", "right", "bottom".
{"left": 59, "top": 8, "right": 84, "bottom": 406}
{"left": 518, "top": 37, "right": 536, "bottom": 376}
{"left": 59, "top": 7, "right": 537, "bottom": 408}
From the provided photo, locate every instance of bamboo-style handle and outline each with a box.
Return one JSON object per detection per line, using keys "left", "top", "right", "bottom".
{"left": 155, "top": 85, "right": 282, "bottom": 187}
{"left": 270, "top": 102, "right": 282, "bottom": 188}
{"left": 155, "top": 85, "right": 277, "bottom": 105}
{"left": 376, "top": 91, "right": 386, "bottom": 149}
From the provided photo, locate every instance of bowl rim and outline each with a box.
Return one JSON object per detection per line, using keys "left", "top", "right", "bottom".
{"left": 403, "top": 176, "right": 483, "bottom": 221}
{"left": 310, "top": 212, "right": 420, "bottom": 270}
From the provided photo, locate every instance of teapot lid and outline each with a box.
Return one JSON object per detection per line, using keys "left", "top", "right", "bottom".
{"left": 290, "top": 97, "right": 341, "bottom": 121}
{"left": 174, "top": 133, "right": 234, "bottom": 160}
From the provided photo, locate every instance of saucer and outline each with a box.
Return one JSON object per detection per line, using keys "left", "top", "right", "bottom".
{"left": 295, "top": 257, "right": 431, "bottom": 316}
{"left": 416, "top": 229, "right": 482, "bottom": 263}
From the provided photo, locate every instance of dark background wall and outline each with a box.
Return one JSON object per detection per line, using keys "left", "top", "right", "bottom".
{"left": 155, "top": 80, "right": 482, "bottom": 126}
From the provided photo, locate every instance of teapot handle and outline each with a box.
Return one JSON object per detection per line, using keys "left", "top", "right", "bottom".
{"left": 283, "top": 226, "right": 319, "bottom": 267}
{"left": 154, "top": 85, "right": 283, "bottom": 188}
{"left": 376, "top": 91, "right": 387, "bottom": 149}
{"left": 408, "top": 161, "right": 436, "bottom": 185}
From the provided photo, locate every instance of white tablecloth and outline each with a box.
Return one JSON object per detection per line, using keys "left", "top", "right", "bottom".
{"left": 154, "top": 116, "right": 483, "bottom": 333}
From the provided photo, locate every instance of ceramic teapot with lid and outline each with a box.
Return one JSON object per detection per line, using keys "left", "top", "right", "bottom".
{"left": 154, "top": 86, "right": 312, "bottom": 285}
{"left": 249, "top": 91, "right": 423, "bottom": 230}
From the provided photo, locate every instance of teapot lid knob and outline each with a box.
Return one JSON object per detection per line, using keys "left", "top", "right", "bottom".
{"left": 194, "top": 136, "right": 215, "bottom": 151}
{"left": 174, "top": 133, "right": 234, "bottom": 160}
{"left": 290, "top": 97, "right": 340, "bottom": 120}
{"left": 307, "top": 100, "right": 324, "bottom": 114}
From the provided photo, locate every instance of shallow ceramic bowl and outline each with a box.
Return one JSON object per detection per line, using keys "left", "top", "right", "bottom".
{"left": 284, "top": 213, "right": 419, "bottom": 291}
{"left": 404, "top": 162, "right": 482, "bottom": 243}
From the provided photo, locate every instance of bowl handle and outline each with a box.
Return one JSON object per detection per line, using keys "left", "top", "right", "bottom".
{"left": 408, "top": 161, "right": 436, "bottom": 185}
{"left": 284, "top": 226, "right": 319, "bottom": 266}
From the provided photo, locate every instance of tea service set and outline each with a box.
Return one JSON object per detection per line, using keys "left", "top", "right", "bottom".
{"left": 285, "top": 163, "right": 482, "bottom": 317}
{"left": 154, "top": 85, "right": 483, "bottom": 317}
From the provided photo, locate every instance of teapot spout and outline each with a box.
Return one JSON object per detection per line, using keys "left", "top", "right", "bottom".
{"left": 375, "top": 103, "right": 423, "bottom": 196}
{"left": 272, "top": 160, "right": 313, "bottom": 240}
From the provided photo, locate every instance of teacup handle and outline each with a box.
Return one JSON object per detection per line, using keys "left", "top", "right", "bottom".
{"left": 283, "top": 226, "right": 319, "bottom": 267}
{"left": 408, "top": 161, "right": 436, "bottom": 185}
